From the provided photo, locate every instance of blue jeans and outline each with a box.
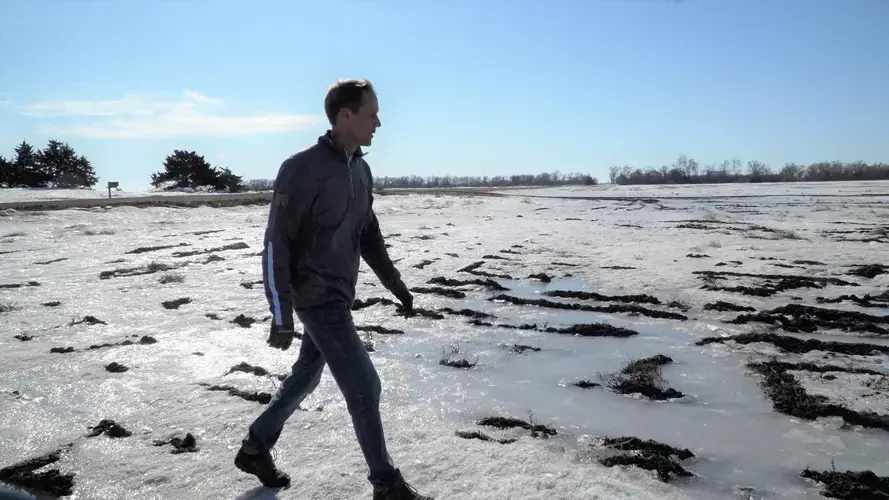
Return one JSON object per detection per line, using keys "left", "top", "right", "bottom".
{"left": 241, "top": 300, "right": 399, "bottom": 486}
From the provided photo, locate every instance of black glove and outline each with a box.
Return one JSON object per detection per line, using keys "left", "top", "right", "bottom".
{"left": 267, "top": 323, "right": 295, "bottom": 351}
{"left": 390, "top": 279, "right": 413, "bottom": 312}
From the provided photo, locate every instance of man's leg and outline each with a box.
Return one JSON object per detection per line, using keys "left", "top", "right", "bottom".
{"left": 241, "top": 331, "right": 325, "bottom": 454}
{"left": 295, "top": 300, "right": 399, "bottom": 487}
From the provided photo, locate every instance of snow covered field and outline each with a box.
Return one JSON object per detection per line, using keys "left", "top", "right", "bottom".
{"left": 1, "top": 183, "right": 888, "bottom": 499}
{"left": 0, "top": 186, "right": 250, "bottom": 204}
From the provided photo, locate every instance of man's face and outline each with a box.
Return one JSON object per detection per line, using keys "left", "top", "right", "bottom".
{"left": 344, "top": 91, "right": 381, "bottom": 147}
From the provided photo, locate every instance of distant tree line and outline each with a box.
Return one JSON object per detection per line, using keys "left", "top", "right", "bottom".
{"left": 243, "top": 171, "right": 598, "bottom": 191}
{"left": 0, "top": 140, "right": 99, "bottom": 188}
{"left": 150, "top": 150, "right": 245, "bottom": 193}
{"left": 609, "top": 156, "right": 889, "bottom": 185}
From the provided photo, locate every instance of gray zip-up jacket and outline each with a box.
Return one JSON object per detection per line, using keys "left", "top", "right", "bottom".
{"left": 261, "top": 131, "right": 402, "bottom": 327}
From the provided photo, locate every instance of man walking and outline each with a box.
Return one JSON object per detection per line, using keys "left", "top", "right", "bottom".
{"left": 234, "top": 79, "right": 433, "bottom": 500}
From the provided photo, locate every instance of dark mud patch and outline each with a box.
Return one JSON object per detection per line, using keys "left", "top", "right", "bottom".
{"left": 50, "top": 346, "right": 75, "bottom": 354}
{"left": 697, "top": 332, "right": 889, "bottom": 356}
{"left": 0, "top": 444, "right": 75, "bottom": 497}
{"left": 397, "top": 306, "right": 445, "bottom": 320}
{"left": 41, "top": 301, "right": 61, "bottom": 307}
{"left": 410, "top": 286, "right": 465, "bottom": 299}
{"left": 125, "top": 243, "right": 190, "bottom": 255}
{"left": 357, "top": 325, "right": 404, "bottom": 335}
{"left": 686, "top": 253, "right": 710, "bottom": 259}
{"left": 747, "top": 362, "right": 889, "bottom": 431}
{"left": 0, "top": 281, "right": 40, "bottom": 289}
{"left": 172, "top": 241, "right": 249, "bottom": 257}
{"left": 35, "top": 257, "right": 68, "bottom": 265}
{"left": 200, "top": 383, "right": 271, "bottom": 404}
{"left": 225, "top": 362, "right": 286, "bottom": 381}
{"left": 598, "top": 436, "right": 695, "bottom": 483}
{"left": 528, "top": 272, "right": 552, "bottom": 283}
{"left": 69, "top": 315, "right": 106, "bottom": 326}
{"left": 455, "top": 430, "right": 516, "bottom": 444}
{"left": 457, "top": 261, "right": 514, "bottom": 280}
{"left": 601, "top": 265, "right": 637, "bottom": 270}
{"left": 0, "top": 303, "right": 15, "bottom": 313}
{"left": 704, "top": 301, "right": 756, "bottom": 312}
{"left": 14, "top": 334, "right": 33, "bottom": 341}
{"left": 489, "top": 294, "right": 688, "bottom": 321}
{"left": 695, "top": 270, "right": 858, "bottom": 297}
{"left": 544, "top": 289, "right": 661, "bottom": 306}
{"left": 603, "top": 355, "right": 684, "bottom": 400}
{"left": 800, "top": 468, "right": 889, "bottom": 500}
{"left": 482, "top": 254, "right": 511, "bottom": 261}
{"left": 751, "top": 360, "right": 885, "bottom": 376}
{"left": 573, "top": 380, "right": 601, "bottom": 389}
{"left": 849, "top": 264, "right": 888, "bottom": 279}
{"left": 153, "top": 433, "right": 199, "bottom": 454}
{"left": 100, "top": 261, "right": 182, "bottom": 279}
{"left": 439, "top": 358, "right": 478, "bottom": 368}
{"left": 817, "top": 290, "right": 889, "bottom": 309}
{"left": 205, "top": 313, "right": 221, "bottom": 320}
{"left": 505, "top": 343, "right": 541, "bottom": 355}
{"left": 87, "top": 419, "right": 132, "bottom": 438}
{"left": 352, "top": 297, "right": 397, "bottom": 310}
{"left": 795, "top": 260, "right": 826, "bottom": 266}
{"left": 86, "top": 335, "right": 157, "bottom": 351}
{"left": 440, "top": 307, "right": 495, "bottom": 320}
{"left": 477, "top": 416, "right": 557, "bottom": 438}
{"left": 105, "top": 362, "right": 129, "bottom": 373}
{"left": 162, "top": 297, "right": 192, "bottom": 310}
{"left": 730, "top": 304, "right": 889, "bottom": 336}
{"left": 545, "top": 323, "right": 639, "bottom": 338}
{"left": 427, "top": 276, "right": 508, "bottom": 291}
{"left": 231, "top": 314, "right": 258, "bottom": 328}
{"left": 413, "top": 259, "right": 436, "bottom": 269}
{"left": 240, "top": 279, "right": 263, "bottom": 289}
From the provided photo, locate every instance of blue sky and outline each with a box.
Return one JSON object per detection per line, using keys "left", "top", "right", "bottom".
{"left": 1, "top": 0, "right": 887, "bottom": 189}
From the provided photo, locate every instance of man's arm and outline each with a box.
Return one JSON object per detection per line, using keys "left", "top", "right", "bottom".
{"left": 262, "top": 158, "right": 311, "bottom": 328}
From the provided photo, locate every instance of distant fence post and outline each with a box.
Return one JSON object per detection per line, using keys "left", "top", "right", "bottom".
{"left": 107, "top": 181, "right": 119, "bottom": 199}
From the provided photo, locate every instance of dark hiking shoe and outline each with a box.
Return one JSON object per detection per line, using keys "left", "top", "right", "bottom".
{"left": 372, "top": 471, "right": 433, "bottom": 500}
{"left": 234, "top": 448, "right": 291, "bottom": 488}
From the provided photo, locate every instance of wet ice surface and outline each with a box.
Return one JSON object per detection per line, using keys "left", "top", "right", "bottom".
{"left": 1, "top": 182, "right": 888, "bottom": 499}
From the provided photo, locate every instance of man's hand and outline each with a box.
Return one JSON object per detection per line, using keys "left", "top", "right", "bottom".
{"left": 390, "top": 279, "right": 413, "bottom": 312}
{"left": 267, "top": 323, "right": 296, "bottom": 351}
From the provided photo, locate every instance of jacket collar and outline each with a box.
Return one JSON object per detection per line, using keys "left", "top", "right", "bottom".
{"left": 319, "top": 130, "right": 365, "bottom": 158}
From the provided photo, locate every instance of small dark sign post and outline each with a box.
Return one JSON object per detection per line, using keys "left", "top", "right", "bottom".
{"left": 107, "top": 181, "right": 119, "bottom": 199}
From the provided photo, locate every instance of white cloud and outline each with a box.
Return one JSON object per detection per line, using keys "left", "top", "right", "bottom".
{"left": 18, "top": 91, "right": 323, "bottom": 139}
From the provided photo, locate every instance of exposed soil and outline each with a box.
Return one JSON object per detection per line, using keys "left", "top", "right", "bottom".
{"left": 100, "top": 262, "right": 182, "bottom": 279}
{"left": 105, "top": 362, "right": 129, "bottom": 373}
{"left": 240, "top": 279, "right": 263, "bottom": 289}
{"left": 440, "top": 358, "right": 478, "bottom": 368}
{"left": 544, "top": 289, "right": 661, "bottom": 305}
{"left": 817, "top": 291, "right": 889, "bottom": 309}
{"left": 545, "top": 323, "right": 639, "bottom": 338}
{"left": 0, "top": 281, "right": 40, "bottom": 289}
{"left": 477, "top": 416, "right": 557, "bottom": 438}
{"left": 413, "top": 259, "right": 436, "bottom": 269}
{"left": 747, "top": 362, "right": 889, "bottom": 431}
{"left": 352, "top": 297, "right": 397, "bottom": 310}
{"left": 489, "top": 294, "right": 688, "bottom": 321}
{"left": 50, "top": 347, "right": 75, "bottom": 354}
{"left": 528, "top": 272, "right": 552, "bottom": 283}
{"left": 205, "top": 313, "right": 221, "bottom": 320}
{"left": 849, "top": 264, "right": 888, "bottom": 279}
{"left": 751, "top": 360, "right": 885, "bottom": 376}
{"left": 603, "top": 355, "right": 684, "bottom": 400}
{"left": 69, "top": 315, "right": 106, "bottom": 326}
{"left": 573, "top": 380, "right": 601, "bottom": 389}
{"left": 87, "top": 419, "right": 132, "bottom": 438}
{"left": 42, "top": 301, "right": 62, "bottom": 307}
{"left": 457, "top": 261, "right": 514, "bottom": 280}
{"left": 686, "top": 253, "right": 710, "bottom": 259}
{"left": 697, "top": 332, "right": 889, "bottom": 356}
{"left": 200, "top": 383, "right": 271, "bottom": 404}
{"left": 225, "top": 362, "right": 286, "bottom": 380}
{"left": 125, "top": 243, "right": 190, "bottom": 255}
{"left": 427, "top": 276, "right": 508, "bottom": 291}
{"left": 396, "top": 306, "right": 445, "bottom": 320}
{"left": 455, "top": 430, "right": 516, "bottom": 444}
{"left": 172, "top": 241, "right": 249, "bottom": 257}
{"left": 800, "top": 468, "right": 889, "bottom": 500}
{"left": 14, "top": 334, "right": 33, "bottom": 341}
{"left": 86, "top": 335, "right": 157, "bottom": 351}
{"left": 153, "top": 433, "right": 199, "bottom": 454}
{"left": 598, "top": 436, "right": 695, "bottom": 483}
{"left": 440, "top": 307, "right": 495, "bottom": 320}
{"left": 410, "top": 286, "right": 466, "bottom": 299}
{"left": 601, "top": 265, "right": 637, "bottom": 270}
{"left": 506, "top": 344, "right": 541, "bottom": 354}
{"left": 730, "top": 304, "right": 889, "bottom": 336}
{"left": 162, "top": 297, "right": 192, "bottom": 310}
{"left": 35, "top": 257, "right": 69, "bottom": 265}
{"left": 231, "top": 314, "right": 258, "bottom": 328}
{"left": 482, "top": 254, "right": 511, "bottom": 261}
{"left": 0, "top": 444, "right": 76, "bottom": 497}
{"left": 357, "top": 325, "right": 405, "bottom": 335}
{"left": 695, "top": 270, "right": 858, "bottom": 297}
{"left": 704, "top": 301, "right": 756, "bottom": 312}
